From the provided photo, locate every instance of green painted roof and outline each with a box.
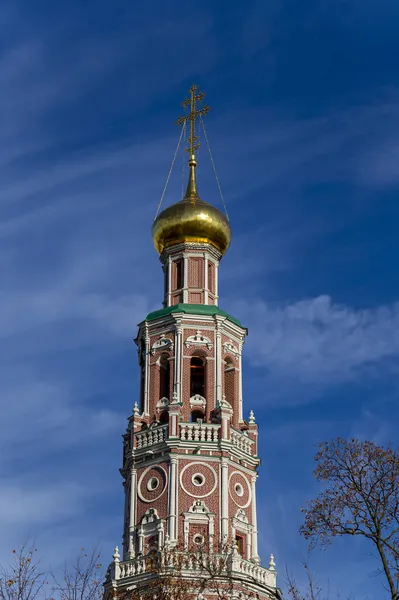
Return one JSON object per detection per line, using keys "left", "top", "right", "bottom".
{"left": 145, "top": 303, "right": 243, "bottom": 327}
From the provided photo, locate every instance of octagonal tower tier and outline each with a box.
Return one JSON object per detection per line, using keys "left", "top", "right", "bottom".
{"left": 104, "top": 86, "right": 279, "bottom": 600}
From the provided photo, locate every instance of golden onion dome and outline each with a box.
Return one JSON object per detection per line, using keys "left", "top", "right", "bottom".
{"left": 152, "top": 156, "right": 231, "bottom": 255}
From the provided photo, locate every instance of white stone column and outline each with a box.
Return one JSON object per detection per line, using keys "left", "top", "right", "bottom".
{"left": 168, "top": 457, "right": 178, "bottom": 542}
{"left": 128, "top": 468, "right": 137, "bottom": 557}
{"left": 215, "top": 320, "right": 223, "bottom": 406}
{"left": 220, "top": 459, "right": 229, "bottom": 544}
{"left": 215, "top": 263, "right": 219, "bottom": 306}
{"left": 167, "top": 255, "right": 172, "bottom": 307}
{"left": 204, "top": 255, "right": 209, "bottom": 305}
{"left": 144, "top": 324, "right": 150, "bottom": 415}
{"left": 251, "top": 474, "right": 259, "bottom": 561}
{"left": 174, "top": 323, "right": 182, "bottom": 404}
{"left": 183, "top": 255, "right": 189, "bottom": 303}
{"left": 238, "top": 342, "right": 243, "bottom": 422}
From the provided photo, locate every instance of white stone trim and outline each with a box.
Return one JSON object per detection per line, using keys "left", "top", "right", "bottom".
{"left": 220, "top": 458, "right": 229, "bottom": 543}
{"left": 167, "top": 255, "right": 172, "bottom": 307}
{"left": 168, "top": 457, "right": 178, "bottom": 542}
{"left": 223, "top": 340, "right": 240, "bottom": 360}
{"left": 174, "top": 323, "right": 182, "bottom": 404}
{"left": 251, "top": 474, "right": 259, "bottom": 561}
{"left": 183, "top": 500, "right": 214, "bottom": 550}
{"left": 128, "top": 468, "right": 137, "bottom": 557}
{"left": 144, "top": 324, "right": 150, "bottom": 415}
{"left": 215, "top": 320, "right": 223, "bottom": 406}
{"left": 137, "top": 465, "right": 168, "bottom": 503}
{"left": 185, "top": 330, "right": 213, "bottom": 350}
{"left": 204, "top": 255, "right": 209, "bottom": 305}
{"left": 189, "top": 394, "right": 206, "bottom": 408}
{"left": 215, "top": 262, "right": 219, "bottom": 306}
{"left": 179, "top": 462, "right": 217, "bottom": 499}
{"left": 238, "top": 342, "right": 243, "bottom": 422}
{"left": 151, "top": 335, "right": 173, "bottom": 355}
{"left": 228, "top": 471, "right": 252, "bottom": 509}
{"left": 183, "top": 255, "right": 189, "bottom": 303}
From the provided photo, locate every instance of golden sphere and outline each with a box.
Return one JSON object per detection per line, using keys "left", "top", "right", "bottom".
{"left": 152, "top": 196, "right": 231, "bottom": 255}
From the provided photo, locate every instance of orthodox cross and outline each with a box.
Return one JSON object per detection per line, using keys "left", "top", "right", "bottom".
{"left": 176, "top": 84, "right": 210, "bottom": 155}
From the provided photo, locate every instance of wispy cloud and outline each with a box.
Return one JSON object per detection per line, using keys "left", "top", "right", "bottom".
{"left": 237, "top": 295, "right": 399, "bottom": 399}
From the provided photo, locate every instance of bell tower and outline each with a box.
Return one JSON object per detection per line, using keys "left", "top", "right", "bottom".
{"left": 104, "top": 86, "right": 280, "bottom": 600}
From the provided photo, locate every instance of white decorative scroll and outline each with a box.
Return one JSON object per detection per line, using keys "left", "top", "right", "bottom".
{"left": 185, "top": 330, "right": 213, "bottom": 350}
{"left": 156, "top": 397, "right": 169, "bottom": 410}
{"left": 223, "top": 340, "right": 240, "bottom": 360}
{"left": 234, "top": 508, "right": 249, "bottom": 525}
{"left": 187, "top": 499, "right": 211, "bottom": 515}
{"left": 151, "top": 334, "right": 173, "bottom": 355}
{"left": 189, "top": 394, "right": 206, "bottom": 408}
{"left": 141, "top": 508, "right": 160, "bottom": 525}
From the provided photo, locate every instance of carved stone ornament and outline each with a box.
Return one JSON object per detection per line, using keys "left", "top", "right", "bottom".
{"left": 151, "top": 334, "right": 173, "bottom": 355}
{"left": 185, "top": 330, "right": 213, "bottom": 350}
{"left": 156, "top": 397, "right": 169, "bottom": 411}
{"left": 188, "top": 499, "right": 211, "bottom": 515}
{"left": 223, "top": 340, "right": 240, "bottom": 360}
{"left": 189, "top": 394, "right": 206, "bottom": 408}
{"left": 234, "top": 508, "right": 249, "bottom": 524}
{"left": 141, "top": 507, "right": 160, "bottom": 525}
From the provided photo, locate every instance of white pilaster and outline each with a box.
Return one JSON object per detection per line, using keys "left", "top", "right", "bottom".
{"left": 251, "top": 474, "right": 259, "bottom": 561}
{"left": 144, "top": 324, "right": 150, "bottom": 415}
{"left": 183, "top": 255, "right": 189, "bottom": 303}
{"left": 220, "top": 459, "right": 229, "bottom": 543}
{"left": 174, "top": 323, "right": 182, "bottom": 403}
{"left": 204, "top": 255, "right": 209, "bottom": 305}
{"left": 215, "top": 320, "right": 222, "bottom": 406}
{"left": 128, "top": 468, "right": 137, "bottom": 557}
{"left": 238, "top": 342, "right": 243, "bottom": 422}
{"left": 168, "top": 457, "right": 178, "bottom": 542}
{"left": 215, "top": 262, "right": 219, "bottom": 306}
{"left": 167, "top": 255, "right": 172, "bottom": 307}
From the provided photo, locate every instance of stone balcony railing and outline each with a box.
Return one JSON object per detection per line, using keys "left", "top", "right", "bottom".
{"left": 230, "top": 428, "right": 254, "bottom": 455}
{"left": 111, "top": 551, "right": 277, "bottom": 589}
{"left": 133, "top": 423, "right": 254, "bottom": 455}
{"left": 134, "top": 424, "right": 168, "bottom": 449}
{"left": 179, "top": 422, "right": 221, "bottom": 443}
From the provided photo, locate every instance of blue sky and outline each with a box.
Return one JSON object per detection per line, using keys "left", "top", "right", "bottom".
{"left": 1, "top": 0, "right": 399, "bottom": 597}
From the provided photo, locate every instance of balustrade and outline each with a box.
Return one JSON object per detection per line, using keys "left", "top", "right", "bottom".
{"left": 114, "top": 552, "right": 276, "bottom": 588}
{"left": 134, "top": 424, "right": 168, "bottom": 449}
{"left": 179, "top": 422, "right": 220, "bottom": 443}
{"left": 230, "top": 429, "right": 254, "bottom": 455}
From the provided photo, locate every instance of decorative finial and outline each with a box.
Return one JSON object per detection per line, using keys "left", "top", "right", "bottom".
{"left": 269, "top": 553, "right": 276, "bottom": 571}
{"left": 113, "top": 546, "right": 120, "bottom": 562}
{"left": 176, "top": 85, "right": 210, "bottom": 201}
{"left": 133, "top": 402, "right": 140, "bottom": 417}
{"left": 248, "top": 410, "right": 256, "bottom": 424}
{"left": 177, "top": 84, "right": 210, "bottom": 156}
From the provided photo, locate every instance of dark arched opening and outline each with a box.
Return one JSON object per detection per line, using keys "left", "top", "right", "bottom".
{"left": 159, "top": 354, "right": 170, "bottom": 399}
{"left": 190, "top": 356, "right": 205, "bottom": 397}
{"left": 190, "top": 409, "right": 205, "bottom": 423}
{"left": 224, "top": 356, "right": 235, "bottom": 402}
{"left": 159, "top": 410, "right": 169, "bottom": 424}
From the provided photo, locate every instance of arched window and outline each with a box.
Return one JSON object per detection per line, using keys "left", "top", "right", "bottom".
{"left": 224, "top": 357, "right": 235, "bottom": 402}
{"left": 139, "top": 367, "right": 145, "bottom": 412}
{"left": 190, "top": 356, "right": 205, "bottom": 397}
{"left": 159, "top": 410, "right": 169, "bottom": 424}
{"left": 176, "top": 260, "right": 183, "bottom": 290}
{"left": 191, "top": 409, "right": 205, "bottom": 423}
{"left": 159, "top": 354, "right": 170, "bottom": 399}
{"left": 235, "top": 534, "right": 245, "bottom": 557}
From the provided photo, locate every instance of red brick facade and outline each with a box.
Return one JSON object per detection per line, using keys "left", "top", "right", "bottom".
{"left": 107, "top": 240, "right": 278, "bottom": 600}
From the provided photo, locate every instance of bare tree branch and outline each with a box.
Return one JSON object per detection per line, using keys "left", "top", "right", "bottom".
{"left": 301, "top": 438, "right": 399, "bottom": 600}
